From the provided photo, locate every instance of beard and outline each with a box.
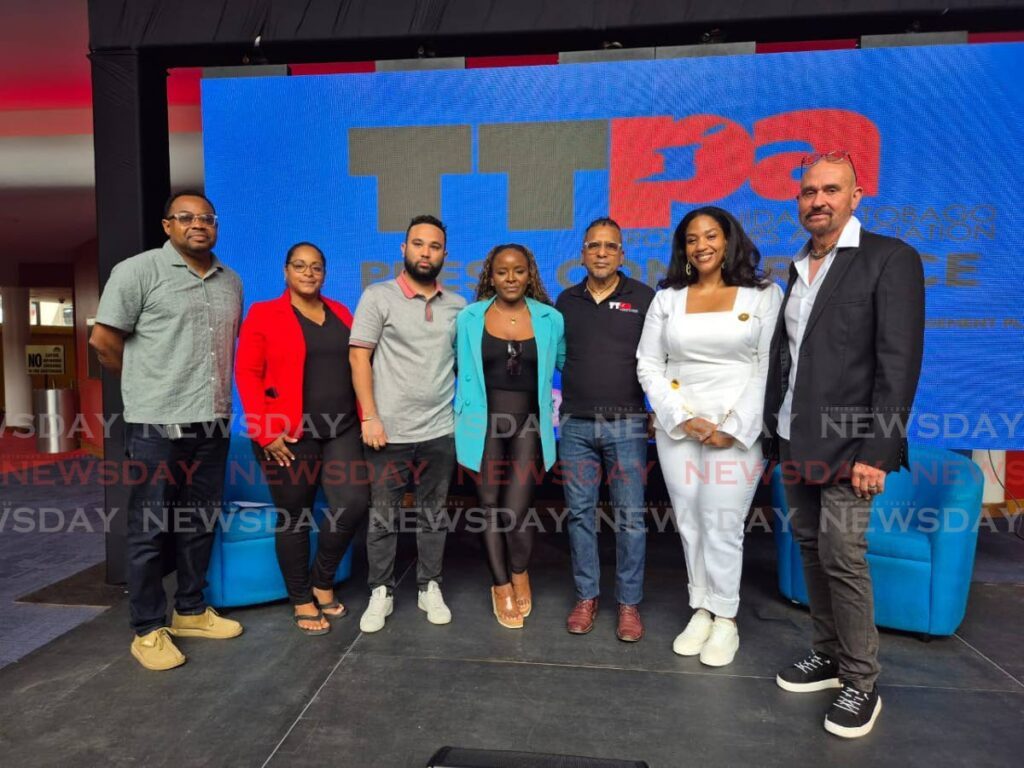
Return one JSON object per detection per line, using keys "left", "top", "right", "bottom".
{"left": 404, "top": 255, "right": 443, "bottom": 282}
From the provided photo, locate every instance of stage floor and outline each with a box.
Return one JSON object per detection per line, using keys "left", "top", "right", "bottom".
{"left": 1, "top": 525, "right": 1022, "bottom": 767}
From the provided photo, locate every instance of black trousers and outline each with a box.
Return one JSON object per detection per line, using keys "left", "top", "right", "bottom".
{"left": 253, "top": 425, "right": 369, "bottom": 605}
{"left": 124, "top": 421, "right": 230, "bottom": 635}
{"left": 364, "top": 434, "right": 456, "bottom": 591}
{"left": 474, "top": 411, "right": 542, "bottom": 585}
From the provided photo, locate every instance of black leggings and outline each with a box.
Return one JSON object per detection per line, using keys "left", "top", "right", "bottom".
{"left": 475, "top": 410, "right": 542, "bottom": 585}
{"left": 253, "top": 426, "right": 369, "bottom": 605}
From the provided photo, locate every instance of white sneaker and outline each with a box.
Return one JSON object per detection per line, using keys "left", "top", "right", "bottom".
{"left": 417, "top": 580, "right": 452, "bottom": 625}
{"left": 672, "top": 608, "right": 713, "bottom": 656}
{"left": 359, "top": 586, "right": 393, "bottom": 633}
{"left": 700, "top": 618, "right": 739, "bottom": 667}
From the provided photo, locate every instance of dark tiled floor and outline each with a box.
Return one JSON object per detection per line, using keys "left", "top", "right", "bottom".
{"left": 0, "top": 461, "right": 108, "bottom": 667}
{"left": 1, "top": 522, "right": 1022, "bottom": 768}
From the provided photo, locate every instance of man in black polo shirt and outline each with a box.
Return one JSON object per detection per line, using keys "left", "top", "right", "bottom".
{"left": 556, "top": 217, "right": 655, "bottom": 641}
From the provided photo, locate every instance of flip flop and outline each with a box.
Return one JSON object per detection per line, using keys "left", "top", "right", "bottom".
{"left": 293, "top": 610, "right": 330, "bottom": 636}
{"left": 317, "top": 599, "right": 348, "bottom": 619}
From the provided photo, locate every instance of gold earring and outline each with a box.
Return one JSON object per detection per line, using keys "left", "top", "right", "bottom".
{"left": 685, "top": 262, "right": 693, "bottom": 277}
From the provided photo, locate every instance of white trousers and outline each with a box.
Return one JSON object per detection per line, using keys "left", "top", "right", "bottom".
{"left": 655, "top": 431, "right": 763, "bottom": 618}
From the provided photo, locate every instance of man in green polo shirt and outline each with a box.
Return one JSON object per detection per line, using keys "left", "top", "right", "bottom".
{"left": 91, "top": 191, "right": 244, "bottom": 671}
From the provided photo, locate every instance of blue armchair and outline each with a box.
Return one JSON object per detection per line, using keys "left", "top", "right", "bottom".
{"left": 204, "top": 432, "right": 353, "bottom": 608}
{"left": 772, "top": 445, "right": 984, "bottom": 636}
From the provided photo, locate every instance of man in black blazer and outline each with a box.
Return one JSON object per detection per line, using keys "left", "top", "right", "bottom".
{"left": 764, "top": 151, "right": 925, "bottom": 739}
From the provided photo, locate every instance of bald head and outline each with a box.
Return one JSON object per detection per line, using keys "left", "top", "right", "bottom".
{"left": 797, "top": 159, "right": 863, "bottom": 242}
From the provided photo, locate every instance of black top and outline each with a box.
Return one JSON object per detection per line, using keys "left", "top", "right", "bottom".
{"left": 296, "top": 305, "right": 356, "bottom": 439}
{"left": 554, "top": 272, "right": 655, "bottom": 418}
{"left": 482, "top": 328, "right": 538, "bottom": 414}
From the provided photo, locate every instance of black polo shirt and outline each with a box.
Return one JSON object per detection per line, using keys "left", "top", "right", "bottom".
{"left": 555, "top": 272, "right": 655, "bottom": 419}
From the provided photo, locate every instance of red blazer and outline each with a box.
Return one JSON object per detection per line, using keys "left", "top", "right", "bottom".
{"left": 235, "top": 290, "right": 356, "bottom": 447}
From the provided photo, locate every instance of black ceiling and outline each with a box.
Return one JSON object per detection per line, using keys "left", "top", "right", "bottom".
{"left": 89, "top": 0, "right": 1024, "bottom": 66}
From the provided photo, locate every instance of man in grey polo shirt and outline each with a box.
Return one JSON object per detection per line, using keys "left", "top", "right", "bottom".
{"left": 91, "top": 191, "right": 244, "bottom": 671}
{"left": 350, "top": 214, "right": 466, "bottom": 632}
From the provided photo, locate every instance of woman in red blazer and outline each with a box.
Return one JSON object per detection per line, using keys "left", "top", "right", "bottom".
{"left": 235, "top": 242, "right": 368, "bottom": 635}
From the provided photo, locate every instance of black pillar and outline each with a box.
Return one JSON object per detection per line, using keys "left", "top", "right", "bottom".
{"left": 90, "top": 49, "right": 171, "bottom": 584}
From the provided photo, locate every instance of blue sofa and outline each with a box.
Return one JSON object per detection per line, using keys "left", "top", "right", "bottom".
{"left": 771, "top": 445, "right": 984, "bottom": 636}
{"left": 204, "top": 433, "right": 353, "bottom": 608}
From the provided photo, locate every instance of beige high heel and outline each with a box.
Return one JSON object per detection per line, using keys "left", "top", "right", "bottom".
{"left": 491, "top": 583, "right": 524, "bottom": 629}
{"left": 510, "top": 570, "right": 532, "bottom": 618}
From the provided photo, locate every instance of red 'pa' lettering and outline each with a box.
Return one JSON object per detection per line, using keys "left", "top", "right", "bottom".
{"left": 609, "top": 110, "right": 881, "bottom": 229}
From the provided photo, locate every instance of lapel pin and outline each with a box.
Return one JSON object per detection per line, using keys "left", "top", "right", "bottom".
{"left": 738, "top": 313, "right": 750, "bottom": 321}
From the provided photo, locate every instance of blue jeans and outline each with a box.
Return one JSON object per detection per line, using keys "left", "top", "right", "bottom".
{"left": 124, "top": 422, "right": 230, "bottom": 635}
{"left": 559, "top": 415, "right": 648, "bottom": 605}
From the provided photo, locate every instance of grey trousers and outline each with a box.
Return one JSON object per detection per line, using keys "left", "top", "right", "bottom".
{"left": 364, "top": 434, "right": 455, "bottom": 591}
{"left": 780, "top": 441, "right": 881, "bottom": 690}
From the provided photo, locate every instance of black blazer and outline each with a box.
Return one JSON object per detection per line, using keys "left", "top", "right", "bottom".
{"left": 763, "top": 229, "right": 925, "bottom": 483}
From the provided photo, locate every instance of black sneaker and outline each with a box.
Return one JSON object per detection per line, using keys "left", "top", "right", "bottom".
{"left": 824, "top": 682, "right": 882, "bottom": 738}
{"left": 776, "top": 650, "right": 841, "bottom": 692}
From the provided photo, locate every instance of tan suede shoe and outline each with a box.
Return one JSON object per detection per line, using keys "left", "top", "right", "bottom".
{"left": 131, "top": 628, "right": 186, "bottom": 671}
{"left": 170, "top": 607, "right": 243, "bottom": 639}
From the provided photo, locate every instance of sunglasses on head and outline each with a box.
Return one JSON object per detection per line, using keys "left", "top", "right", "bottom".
{"left": 800, "top": 149, "right": 857, "bottom": 176}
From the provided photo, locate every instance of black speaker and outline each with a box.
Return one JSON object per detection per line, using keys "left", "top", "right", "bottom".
{"left": 427, "top": 746, "right": 649, "bottom": 767}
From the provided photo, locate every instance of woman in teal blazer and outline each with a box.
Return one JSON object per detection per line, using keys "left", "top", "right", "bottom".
{"left": 455, "top": 243, "right": 565, "bottom": 629}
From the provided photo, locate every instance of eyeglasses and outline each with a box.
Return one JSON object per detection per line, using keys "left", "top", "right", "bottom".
{"left": 800, "top": 150, "right": 857, "bottom": 176}
{"left": 584, "top": 240, "right": 622, "bottom": 255}
{"left": 165, "top": 212, "right": 218, "bottom": 227}
{"left": 506, "top": 341, "right": 523, "bottom": 377}
{"left": 288, "top": 261, "right": 324, "bottom": 275}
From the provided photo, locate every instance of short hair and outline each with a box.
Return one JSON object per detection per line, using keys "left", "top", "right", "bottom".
{"left": 285, "top": 241, "right": 326, "bottom": 268}
{"left": 405, "top": 214, "right": 447, "bottom": 245}
{"left": 163, "top": 190, "right": 215, "bottom": 218}
{"left": 660, "top": 206, "right": 771, "bottom": 291}
{"left": 583, "top": 216, "right": 622, "bottom": 240}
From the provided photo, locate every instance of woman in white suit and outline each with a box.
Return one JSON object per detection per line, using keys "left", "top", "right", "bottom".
{"left": 637, "top": 206, "right": 782, "bottom": 667}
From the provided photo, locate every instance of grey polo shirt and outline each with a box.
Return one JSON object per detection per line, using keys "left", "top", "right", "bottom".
{"left": 350, "top": 273, "right": 466, "bottom": 442}
{"left": 95, "top": 240, "right": 243, "bottom": 425}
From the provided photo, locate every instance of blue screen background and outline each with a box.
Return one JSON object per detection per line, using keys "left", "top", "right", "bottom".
{"left": 202, "top": 43, "right": 1024, "bottom": 449}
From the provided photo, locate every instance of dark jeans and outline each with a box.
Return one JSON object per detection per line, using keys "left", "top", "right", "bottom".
{"left": 559, "top": 415, "right": 648, "bottom": 605}
{"left": 365, "top": 434, "right": 455, "bottom": 591}
{"left": 253, "top": 426, "right": 369, "bottom": 605}
{"left": 124, "top": 421, "right": 230, "bottom": 636}
{"left": 780, "top": 439, "right": 881, "bottom": 689}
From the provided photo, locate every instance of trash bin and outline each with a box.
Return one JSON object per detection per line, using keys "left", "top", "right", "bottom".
{"left": 33, "top": 388, "right": 77, "bottom": 454}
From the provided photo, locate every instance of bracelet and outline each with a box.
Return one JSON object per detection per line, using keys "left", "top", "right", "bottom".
{"left": 361, "top": 415, "right": 378, "bottom": 422}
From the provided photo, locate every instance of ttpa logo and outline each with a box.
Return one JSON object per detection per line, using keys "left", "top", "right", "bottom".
{"left": 350, "top": 109, "right": 879, "bottom": 232}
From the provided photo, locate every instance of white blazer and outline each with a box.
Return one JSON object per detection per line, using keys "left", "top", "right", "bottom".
{"left": 636, "top": 284, "right": 783, "bottom": 449}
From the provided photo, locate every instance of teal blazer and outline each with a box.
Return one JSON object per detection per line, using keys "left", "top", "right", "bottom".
{"left": 454, "top": 297, "right": 565, "bottom": 472}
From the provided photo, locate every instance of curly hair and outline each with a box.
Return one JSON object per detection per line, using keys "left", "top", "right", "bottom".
{"left": 474, "top": 243, "right": 552, "bottom": 304}
{"left": 659, "top": 206, "right": 771, "bottom": 290}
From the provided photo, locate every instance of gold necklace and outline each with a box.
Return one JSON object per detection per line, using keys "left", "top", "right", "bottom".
{"left": 490, "top": 301, "right": 526, "bottom": 325}
{"left": 586, "top": 276, "right": 619, "bottom": 301}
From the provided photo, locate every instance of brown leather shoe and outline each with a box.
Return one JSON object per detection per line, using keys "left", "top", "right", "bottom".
{"left": 616, "top": 604, "right": 644, "bottom": 642}
{"left": 566, "top": 598, "right": 598, "bottom": 634}
{"left": 510, "top": 570, "right": 532, "bottom": 617}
